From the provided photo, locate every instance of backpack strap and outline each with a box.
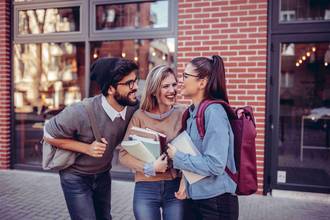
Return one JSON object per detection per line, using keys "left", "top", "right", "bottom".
{"left": 83, "top": 101, "right": 102, "bottom": 142}
{"left": 196, "top": 99, "right": 236, "bottom": 139}
{"left": 196, "top": 99, "right": 238, "bottom": 183}
{"left": 180, "top": 106, "right": 192, "bottom": 133}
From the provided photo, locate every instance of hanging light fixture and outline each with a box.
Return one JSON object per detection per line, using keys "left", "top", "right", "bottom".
{"left": 93, "top": 49, "right": 98, "bottom": 59}
{"left": 324, "top": 45, "right": 330, "bottom": 67}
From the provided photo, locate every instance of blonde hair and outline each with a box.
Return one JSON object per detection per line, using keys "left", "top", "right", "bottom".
{"left": 140, "top": 65, "right": 177, "bottom": 111}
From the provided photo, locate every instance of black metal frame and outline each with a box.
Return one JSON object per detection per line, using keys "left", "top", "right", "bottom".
{"left": 90, "top": 0, "right": 176, "bottom": 41}
{"left": 272, "top": 0, "right": 330, "bottom": 34}
{"left": 10, "top": 0, "right": 178, "bottom": 180}
{"left": 13, "top": 0, "right": 88, "bottom": 43}
{"left": 265, "top": 0, "right": 330, "bottom": 194}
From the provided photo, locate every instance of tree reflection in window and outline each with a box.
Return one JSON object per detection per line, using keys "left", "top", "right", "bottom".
{"left": 18, "top": 7, "right": 80, "bottom": 35}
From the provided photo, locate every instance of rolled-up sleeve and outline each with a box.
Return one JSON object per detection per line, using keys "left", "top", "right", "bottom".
{"left": 173, "top": 105, "right": 230, "bottom": 177}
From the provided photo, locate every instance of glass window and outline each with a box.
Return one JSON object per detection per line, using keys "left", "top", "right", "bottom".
{"left": 18, "top": 7, "right": 80, "bottom": 35}
{"left": 278, "top": 42, "right": 330, "bottom": 187}
{"left": 280, "top": 0, "right": 330, "bottom": 23}
{"left": 14, "top": 42, "right": 85, "bottom": 165}
{"left": 95, "top": 0, "right": 168, "bottom": 31}
{"left": 89, "top": 38, "right": 175, "bottom": 173}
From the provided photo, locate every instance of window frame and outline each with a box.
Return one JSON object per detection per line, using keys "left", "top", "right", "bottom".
{"left": 264, "top": 0, "right": 330, "bottom": 194}
{"left": 11, "top": 0, "right": 178, "bottom": 176}
{"left": 13, "top": 0, "right": 88, "bottom": 43}
{"left": 89, "top": 0, "right": 177, "bottom": 41}
{"left": 272, "top": 0, "right": 330, "bottom": 34}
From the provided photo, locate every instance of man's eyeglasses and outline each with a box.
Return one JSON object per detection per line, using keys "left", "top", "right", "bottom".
{"left": 182, "top": 72, "right": 199, "bottom": 80}
{"left": 116, "top": 78, "right": 139, "bottom": 89}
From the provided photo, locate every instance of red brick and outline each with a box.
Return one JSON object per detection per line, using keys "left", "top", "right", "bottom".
{"left": 0, "top": 0, "right": 11, "bottom": 170}
{"left": 193, "top": 2, "right": 210, "bottom": 7}
{"left": 203, "top": 7, "right": 220, "bottom": 13}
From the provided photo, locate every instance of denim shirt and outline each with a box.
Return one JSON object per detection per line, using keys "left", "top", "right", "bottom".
{"left": 173, "top": 103, "right": 237, "bottom": 200}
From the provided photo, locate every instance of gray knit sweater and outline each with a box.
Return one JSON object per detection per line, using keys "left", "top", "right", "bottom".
{"left": 45, "top": 94, "right": 138, "bottom": 174}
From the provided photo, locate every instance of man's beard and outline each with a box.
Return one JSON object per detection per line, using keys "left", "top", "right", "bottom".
{"left": 114, "top": 89, "right": 138, "bottom": 106}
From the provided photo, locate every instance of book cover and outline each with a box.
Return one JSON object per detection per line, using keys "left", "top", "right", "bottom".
{"left": 121, "top": 140, "right": 156, "bottom": 163}
{"left": 129, "top": 135, "right": 160, "bottom": 158}
{"left": 122, "top": 127, "right": 168, "bottom": 163}
{"left": 130, "top": 126, "right": 159, "bottom": 140}
{"left": 170, "top": 131, "right": 206, "bottom": 184}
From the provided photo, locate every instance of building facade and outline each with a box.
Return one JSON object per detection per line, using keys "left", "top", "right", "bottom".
{"left": 0, "top": 0, "right": 329, "bottom": 194}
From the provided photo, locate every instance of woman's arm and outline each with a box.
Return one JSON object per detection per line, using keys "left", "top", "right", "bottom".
{"left": 175, "top": 175, "right": 187, "bottom": 200}
{"left": 171, "top": 105, "right": 230, "bottom": 176}
{"left": 118, "top": 147, "right": 145, "bottom": 172}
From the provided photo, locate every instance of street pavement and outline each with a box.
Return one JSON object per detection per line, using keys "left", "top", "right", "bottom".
{"left": 0, "top": 170, "right": 329, "bottom": 220}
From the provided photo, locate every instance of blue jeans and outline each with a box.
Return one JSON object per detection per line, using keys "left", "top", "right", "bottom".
{"left": 59, "top": 170, "right": 111, "bottom": 220}
{"left": 133, "top": 178, "right": 184, "bottom": 220}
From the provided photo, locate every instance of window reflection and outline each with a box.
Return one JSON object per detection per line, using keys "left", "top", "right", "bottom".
{"left": 280, "top": 0, "right": 330, "bottom": 23}
{"left": 95, "top": 1, "right": 168, "bottom": 30}
{"left": 278, "top": 42, "right": 330, "bottom": 187}
{"left": 14, "top": 42, "right": 85, "bottom": 165}
{"left": 18, "top": 7, "right": 80, "bottom": 35}
{"left": 90, "top": 38, "right": 175, "bottom": 174}
{"left": 90, "top": 38, "right": 175, "bottom": 96}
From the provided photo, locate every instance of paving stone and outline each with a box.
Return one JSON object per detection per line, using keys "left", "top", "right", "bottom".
{"left": 0, "top": 170, "right": 329, "bottom": 220}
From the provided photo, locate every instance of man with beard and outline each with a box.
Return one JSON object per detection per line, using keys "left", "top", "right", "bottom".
{"left": 43, "top": 57, "right": 139, "bottom": 220}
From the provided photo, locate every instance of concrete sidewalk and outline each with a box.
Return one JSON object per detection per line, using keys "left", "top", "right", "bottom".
{"left": 0, "top": 170, "right": 329, "bottom": 220}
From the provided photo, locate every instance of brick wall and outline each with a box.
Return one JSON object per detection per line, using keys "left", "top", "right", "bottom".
{"left": 0, "top": 0, "right": 11, "bottom": 169}
{"left": 177, "top": 0, "right": 268, "bottom": 194}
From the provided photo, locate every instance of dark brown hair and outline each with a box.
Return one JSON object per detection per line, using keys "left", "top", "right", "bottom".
{"left": 90, "top": 57, "right": 138, "bottom": 96}
{"left": 190, "top": 55, "right": 229, "bottom": 103}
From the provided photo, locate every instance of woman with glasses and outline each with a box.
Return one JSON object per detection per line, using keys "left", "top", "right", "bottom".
{"left": 119, "top": 65, "right": 185, "bottom": 220}
{"left": 167, "top": 55, "right": 239, "bottom": 220}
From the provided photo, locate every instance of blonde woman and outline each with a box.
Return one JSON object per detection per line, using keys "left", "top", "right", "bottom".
{"left": 119, "top": 65, "right": 185, "bottom": 220}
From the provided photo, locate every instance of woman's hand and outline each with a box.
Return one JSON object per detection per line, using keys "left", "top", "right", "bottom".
{"left": 166, "top": 143, "right": 177, "bottom": 159}
{"left": 175, "top": 177, "right": 187, "bottom": 200}
{"left": 86, "top": 138, "right": 108, "bottom": 158}
{"left": 153, "top": 154, "right": 168, "bottom": 173}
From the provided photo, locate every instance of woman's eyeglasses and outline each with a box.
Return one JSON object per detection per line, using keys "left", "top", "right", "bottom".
{"left": 182, "top": 72, "right": 199, "bottom": 80}
{"left": 116, "top": 78, "right": 139, "bottom": 89}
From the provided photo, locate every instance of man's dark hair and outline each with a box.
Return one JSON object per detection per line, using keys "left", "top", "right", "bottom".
{"left": 90, "top": 57, "right": 138, "bottom": 96}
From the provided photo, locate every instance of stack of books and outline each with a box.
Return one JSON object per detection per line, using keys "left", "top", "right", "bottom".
{"left": 121, "top": 127, "right": 206, "bottom": 184}
{"left": 121, "top": 127, "right": 167, "bottom": 163}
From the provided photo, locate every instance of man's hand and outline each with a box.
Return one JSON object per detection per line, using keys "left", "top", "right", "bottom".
{"left": 153, "top": 154, "right": 168, "bottom": 173}
{"left": 166, "top": 143, "right": 177, "bottom": 159}
{"left": 86, "top": 138, "right": 108, "bottom": 158}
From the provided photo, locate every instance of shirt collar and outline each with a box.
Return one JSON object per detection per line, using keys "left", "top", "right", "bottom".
{"left": 188, "top": 104, "right": 199, "bottom": 119}
{"left": 101, "top": 95, "right": 127, "bottom": 121}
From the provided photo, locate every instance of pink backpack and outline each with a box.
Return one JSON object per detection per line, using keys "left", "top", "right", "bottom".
{"left": 181, "top": 99, "right": 258, "bottom": 195}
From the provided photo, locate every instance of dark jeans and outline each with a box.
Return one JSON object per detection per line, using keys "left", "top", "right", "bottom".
{"left": 191, "top": 193, "right": 239, "bottom": 220}
{"left": 133, "top": 178, "right": 184, "bottom": 220}
{"left": 59, "top": 170, "right": 111, "bottom": 220}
